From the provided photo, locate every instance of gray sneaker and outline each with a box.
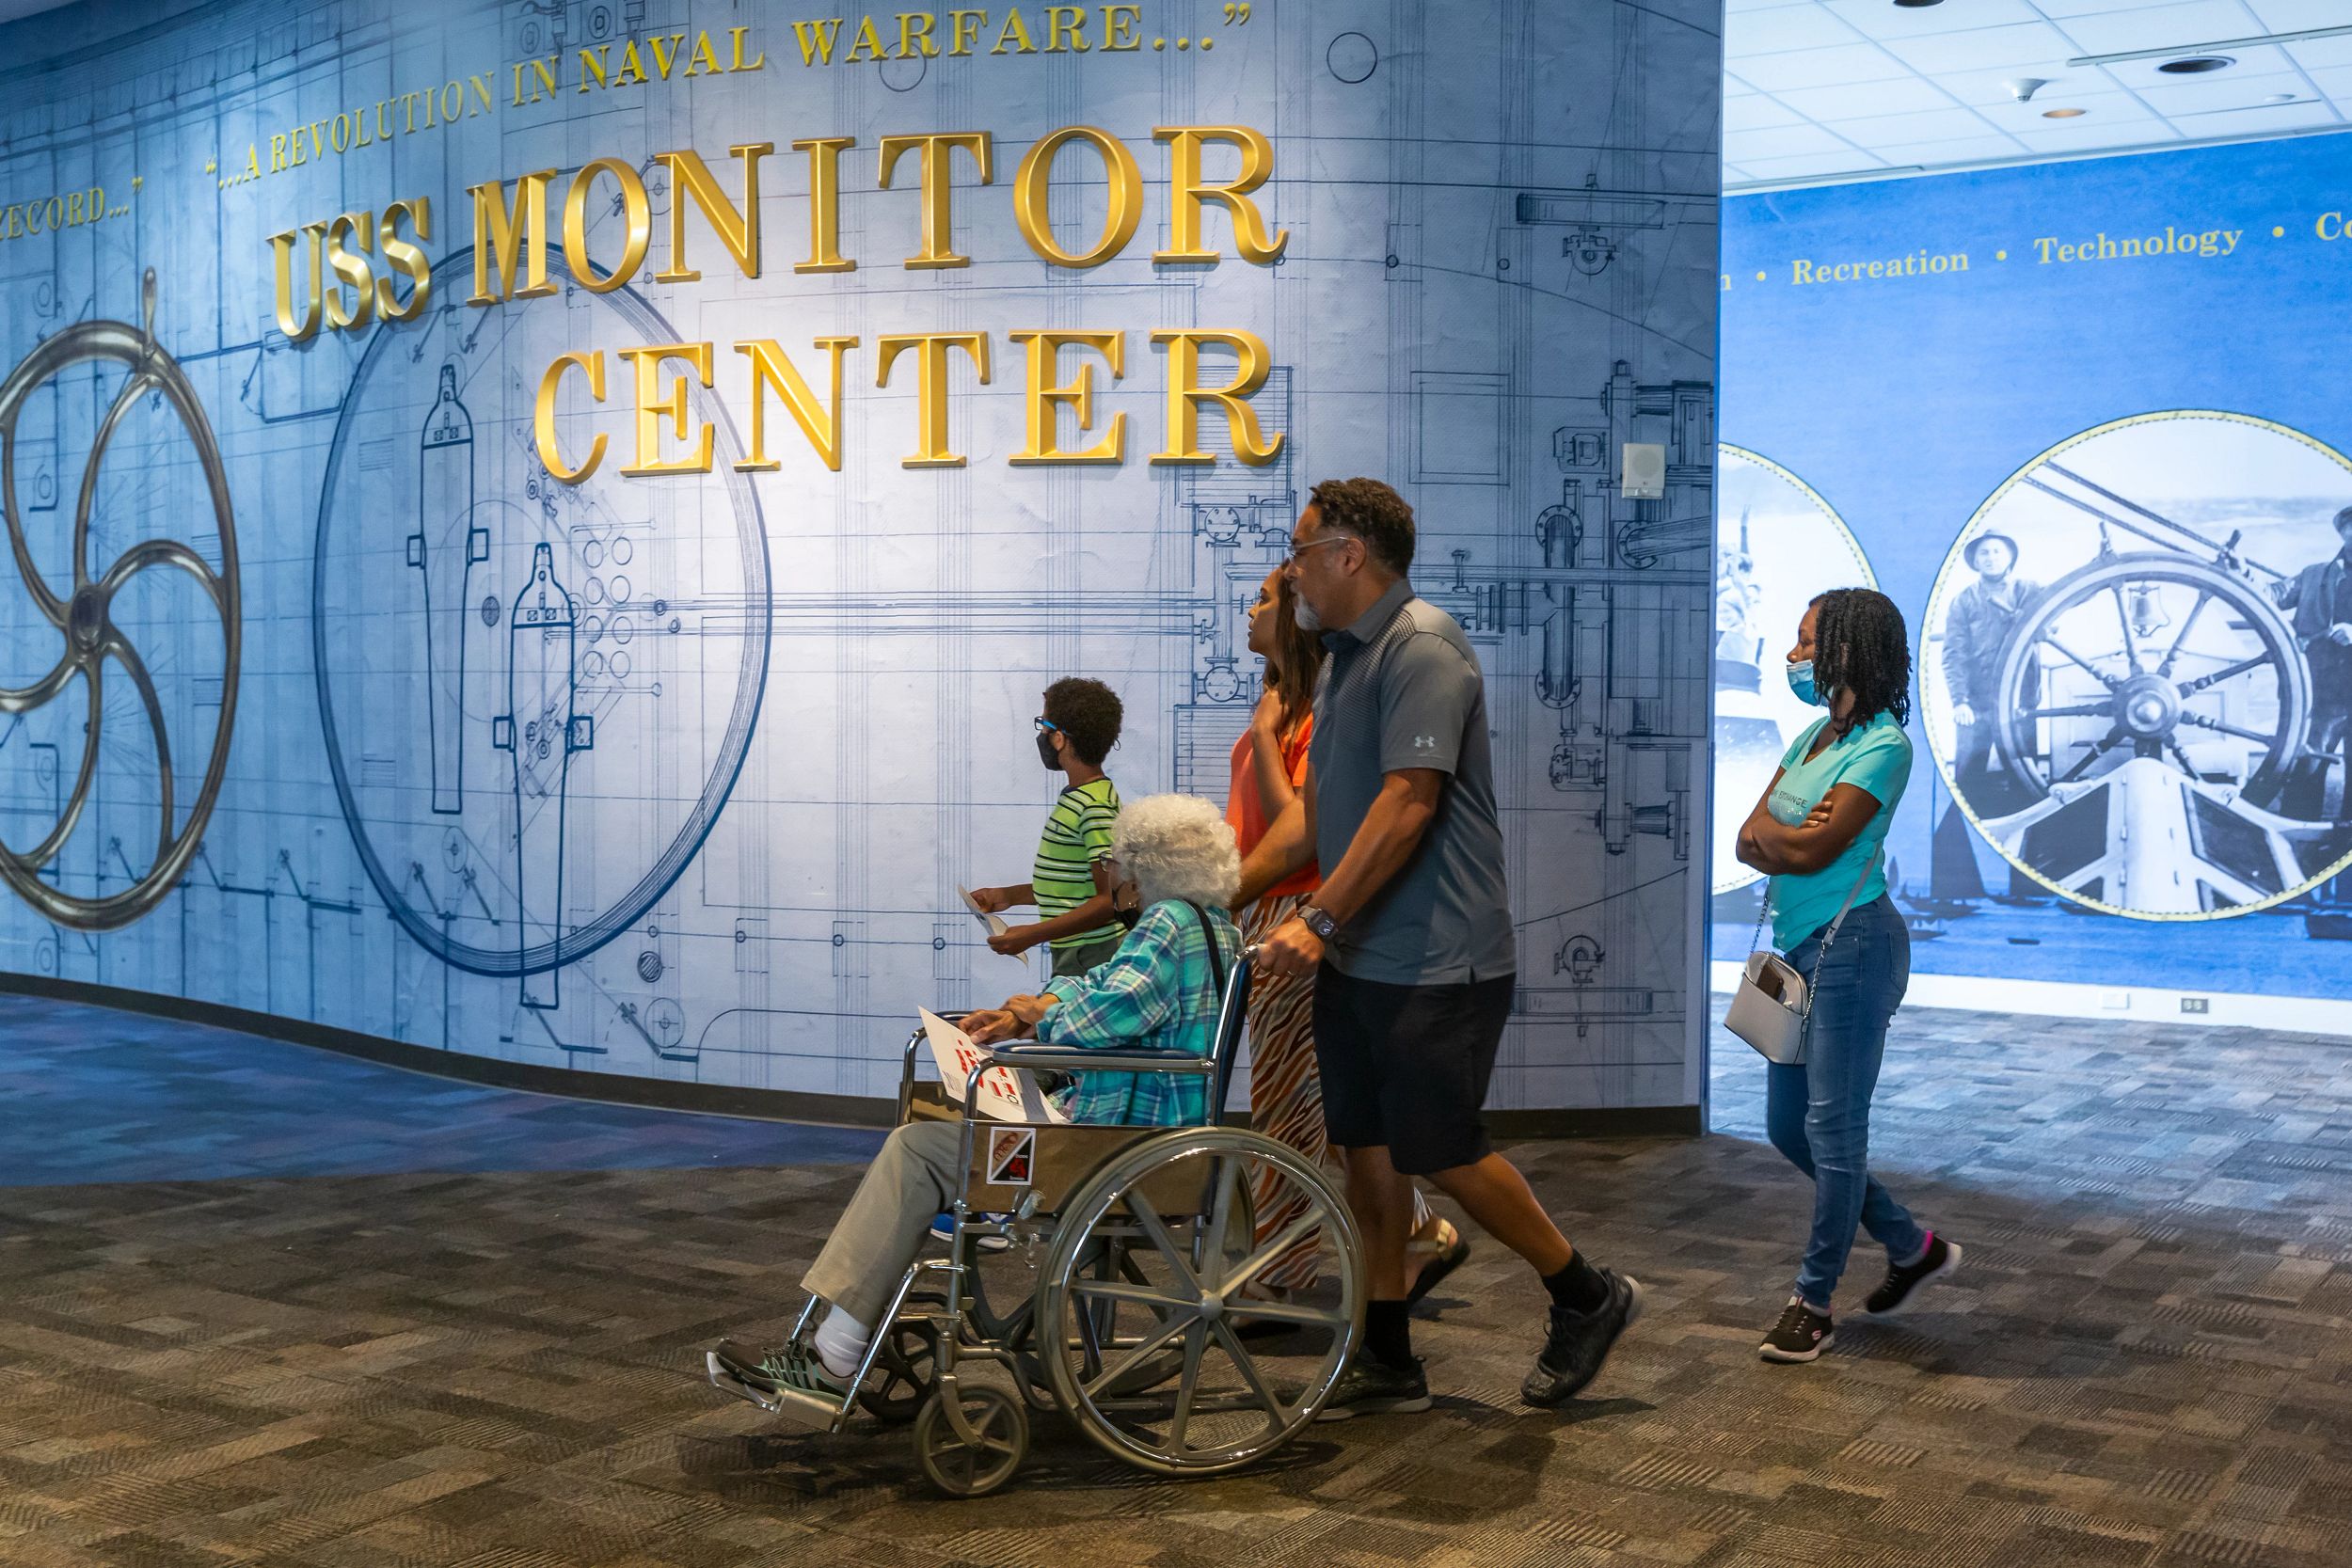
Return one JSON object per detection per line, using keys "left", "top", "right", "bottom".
{"left": 1315, "top": 1355, "right": 1432, "bottom": 1419}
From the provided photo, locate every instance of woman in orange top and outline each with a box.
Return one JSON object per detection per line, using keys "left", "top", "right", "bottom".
{"left": 1230, "top": 566, "right": 1466, "bottom": 1300}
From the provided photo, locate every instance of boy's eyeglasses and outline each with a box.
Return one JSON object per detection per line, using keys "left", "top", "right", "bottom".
{"left": 1033, "top": 717, "right": 1060, "bottom": 734}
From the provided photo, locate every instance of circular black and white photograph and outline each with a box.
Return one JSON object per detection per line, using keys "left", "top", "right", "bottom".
{"left": 1712, "top": 445, "right": 1877, "bottom": 895}
{"left": 1923, "top": 410, "right": 2352, "bottom": 919}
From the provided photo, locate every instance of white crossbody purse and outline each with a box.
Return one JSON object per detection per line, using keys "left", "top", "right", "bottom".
{"left": 1724, "top": 856, "right": 1877, "bottom": 1067}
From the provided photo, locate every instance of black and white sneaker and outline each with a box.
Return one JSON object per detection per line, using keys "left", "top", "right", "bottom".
{"left": 1864, "top": 1233, "right": 1962, "bottom": 1317}
{"left": 1521, "top": 1270, "right": 1644, "bottom": 1406}
{"left": 1315, "top": 1355, "right": 1432, "bottom": 1419}
{"left": 710, "top": 1337, "right": 850, "bottom": 1399}
{"left": 1758, "top": 1297, "right": 1835, "bottom": 1363}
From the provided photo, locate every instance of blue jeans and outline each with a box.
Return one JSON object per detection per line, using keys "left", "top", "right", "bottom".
{"left": 1766, "top": 895, "right": 1925, "bottom": 1311}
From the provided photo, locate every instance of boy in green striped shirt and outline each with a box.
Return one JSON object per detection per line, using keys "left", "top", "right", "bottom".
{"left": 969, "top": 678, "right": 1128, "bottom": 977}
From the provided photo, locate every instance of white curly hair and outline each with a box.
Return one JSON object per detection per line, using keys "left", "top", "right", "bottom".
{"left": 1111, "top": 793, "right": 1242, "bottom": 911}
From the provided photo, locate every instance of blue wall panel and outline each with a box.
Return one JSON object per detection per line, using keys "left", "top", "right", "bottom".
{"left": 0, "top": 0, "right": 1723, "bottom": 1109}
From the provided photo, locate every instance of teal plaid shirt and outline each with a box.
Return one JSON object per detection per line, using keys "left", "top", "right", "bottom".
{"left": 1038, "top": 899, "right": 1241, "bottom": 1127}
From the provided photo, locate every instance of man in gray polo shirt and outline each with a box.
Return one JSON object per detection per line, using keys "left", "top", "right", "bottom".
{"left": 1238, "top": 478, "right": 1641, "bottom": 1418}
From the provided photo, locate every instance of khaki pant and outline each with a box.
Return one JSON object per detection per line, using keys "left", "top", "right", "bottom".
{"left": 803, "top": 1120, "right": 965, "bottom": 1324}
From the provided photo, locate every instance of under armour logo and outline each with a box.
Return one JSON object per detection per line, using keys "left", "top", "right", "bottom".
{"left": 1413, "top": 735, "right": 1438, "bottom": 752}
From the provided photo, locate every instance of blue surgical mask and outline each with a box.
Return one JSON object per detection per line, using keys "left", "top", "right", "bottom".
{"left": 1786, "top": 658, "right": 1822, "bottom": 706}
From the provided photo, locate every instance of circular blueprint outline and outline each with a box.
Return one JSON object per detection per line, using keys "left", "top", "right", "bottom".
{"left": 1713, "top": 443, "right": 1875, "bottom": 897}
{"left": 310, "top": 247, "right": 771, "bottom": 975}
{"left": 1924, "top": 407, "right": 2352, "bottom": 922}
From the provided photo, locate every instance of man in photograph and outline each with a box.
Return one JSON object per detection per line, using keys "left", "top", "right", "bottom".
{"left": 2271, "top": 505, "right": 2352, "bottom": 822}
{"left": 1942, "top": 531, "right": 2041, "bottom": 819}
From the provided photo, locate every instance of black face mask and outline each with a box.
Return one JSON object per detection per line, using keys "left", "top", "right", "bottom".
{"left": 1113, "top": 885, "right": 1141, "bottom": 929}
{"left": 1037, "top": 731, "right": 1062, "bottom": 770}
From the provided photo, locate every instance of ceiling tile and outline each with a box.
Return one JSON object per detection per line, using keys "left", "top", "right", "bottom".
{"left": 1870, "top": 134, "right": 2048, "bottom": 165}
{"left": 2006, "top": 121, "right": 2190, "bottom": 153}
{"left": 1825, "top": 106, "right": 2017, "bottom": 147}
{"left": 2051, "top": 0, "right": 2268, "bottom": 57}
{"left": 2285, "top": 38, "right": 2352, "bottom": 70}
{"left": 1726, "top": 122, "right": 1867, "bottom": 160}
{"left": 2132, "top": 67, "right": 2308, "bottom": 110}
{"left": 1730, "top": 40, "right": 1915, "bottom": 92}
{"left": 2032, "top": 0, "right": 2196, "bottom": 13}
{"left": 1880, "top": 22, "right": 2079, "bottom": 72}
{"left": 2155, "top": 98, "right": 2342, "bottom": 133}
{"left": 2246, "top": 0, "right": 2352, "bottom": 29}
{"left": 1732, "top": 150, "right": 1894, "bottom": 181}
{"left": 1723, "top": 0, "right": 2352, "bottom": 189}
{"left": 2296, "top": 61, "right": 2352, "bottom": 96}
{"left": 2098, "top": 44, "right": 2296, "bottom": 82}
{"left": 1772, "top": 76, "right": 1961, "bottom": 119}
{"left": 1725, "top": 95, "right": 1811, "bottom": 133}
{"left": 1938, "top": 70, "right": 2112, "bottom": 107}
{"left": 1726, "top": 4, "right": 1860, "bottom": 55}
{"left": 1819, "top": 0, "right": 2051, "bottom": 40}
{"left": 1971, "top": 92, "right": 2165, "bottom": 135}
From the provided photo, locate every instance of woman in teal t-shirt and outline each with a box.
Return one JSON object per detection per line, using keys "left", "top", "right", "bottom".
{"left": 1734, "top": 589, "right": 1963, "bottom": 1365}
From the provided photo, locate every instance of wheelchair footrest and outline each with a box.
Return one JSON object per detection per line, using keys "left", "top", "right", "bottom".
{"left": 705, "top": 1351, "right": 850, "bottom": 1433}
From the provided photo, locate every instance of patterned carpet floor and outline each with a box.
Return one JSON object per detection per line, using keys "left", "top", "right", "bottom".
{"left": 3, "top": 993, "right": 2351, "bottom": 1566}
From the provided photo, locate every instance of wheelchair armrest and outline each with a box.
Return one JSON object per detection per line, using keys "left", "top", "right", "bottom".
{"left": 983, "top": 1044, "right": 1213, "bottom": 1074}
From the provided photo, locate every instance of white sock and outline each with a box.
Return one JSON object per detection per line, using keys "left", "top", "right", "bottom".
{"left": 813, "top": 1305, "right": 872, "bottom": 1380}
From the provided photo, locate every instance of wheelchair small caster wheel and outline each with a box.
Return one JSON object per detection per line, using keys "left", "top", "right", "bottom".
{"left": 858, "top": 1317, "right": 943, "bottom": 1427}
{"left": 914, "top": 1385, "right": 1027, "bottom": 1497}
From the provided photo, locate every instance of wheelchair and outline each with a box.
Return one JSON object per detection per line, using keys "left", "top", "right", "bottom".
{"left": 707, "top": 951, "right": 1366, "bottom": 1497}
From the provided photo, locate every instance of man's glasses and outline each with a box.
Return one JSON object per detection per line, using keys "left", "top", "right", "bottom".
{"left": 1033, "top": 717, "right": 1060, "bottom": 734}
{"left": 1284, "top": 533, "right": 1356, "bottom": 564}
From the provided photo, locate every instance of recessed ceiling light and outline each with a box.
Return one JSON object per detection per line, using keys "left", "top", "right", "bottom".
{"left": 1892, "top": 0, "right": 1945, "bottom": 8}
{"left": 2042, "top": 107, "right": 2088, "bottom": 119}
{"left": 2158, "top": 55, "right": 2235, "bottom": 73}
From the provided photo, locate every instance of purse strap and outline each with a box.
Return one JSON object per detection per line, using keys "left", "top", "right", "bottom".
{"left": 1182, "top": 899, "right": 1229, "bottom": 1009}
{"left": 1794, "top": 854, "right": 1881, "bottom": 1022}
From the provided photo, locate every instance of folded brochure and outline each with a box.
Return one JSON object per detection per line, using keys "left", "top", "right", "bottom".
{"left": 919, "top": 1008, "right": 1069, "bottom": 1123}
{"left": 956, "top": 884, "right": 1009, "bottom": 938}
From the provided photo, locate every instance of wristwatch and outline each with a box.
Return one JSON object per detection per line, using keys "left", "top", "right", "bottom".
{"left": 1297, "top": 905, "right": 1340, "bottom": 941}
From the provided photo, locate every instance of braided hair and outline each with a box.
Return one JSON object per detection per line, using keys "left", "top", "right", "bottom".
{"left": 1810, "top": 587, "right": 1912, "bottom": 733}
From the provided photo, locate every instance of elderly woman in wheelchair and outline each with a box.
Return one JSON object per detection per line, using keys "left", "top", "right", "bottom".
{"left": 708, "top": 793, "right": 1368, "bottom": 1495}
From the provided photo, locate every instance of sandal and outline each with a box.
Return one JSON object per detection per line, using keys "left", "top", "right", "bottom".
{"left": 1406, "top": 1221, "right": 1470, "bottom": 1308}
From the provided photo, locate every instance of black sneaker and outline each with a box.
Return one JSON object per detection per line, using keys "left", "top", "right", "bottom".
{"left": 1864, "top": 1233, "right": 1962, "bottom": 1317}
{"left": 1758, "top": 1297, "right": 1835, "bottom": 1363}
{"left": 1314, "top": 1355, "right": 1432, "bottom": 1420}
{"left": 1521, "top": 1269, "right": 1643, "bottom": 1407}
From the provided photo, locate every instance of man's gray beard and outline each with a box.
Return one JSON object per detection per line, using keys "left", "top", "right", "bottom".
{"left": 1293, "top": 598, "right": 1322, "bottom": 632}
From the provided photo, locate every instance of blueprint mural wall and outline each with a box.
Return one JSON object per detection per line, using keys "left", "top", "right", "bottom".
{"left": 1721, "top": 134, "right": 2352, "bottom": 1037}
{"left": 0, "top": 0, "right": 1722, "bottom": 1113}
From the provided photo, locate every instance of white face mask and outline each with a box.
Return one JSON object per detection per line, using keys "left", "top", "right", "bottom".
{"left": 1293, "top": 598, "right": 1323, "bottom": 632}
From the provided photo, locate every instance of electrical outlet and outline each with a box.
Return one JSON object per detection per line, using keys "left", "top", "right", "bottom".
{"left": 2181, "top": 997, "right": 2211, "bottom": 1015}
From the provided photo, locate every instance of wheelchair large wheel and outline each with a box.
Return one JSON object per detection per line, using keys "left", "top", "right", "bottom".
{"left": 914, "top": 1384, "right": 1027, "bottom": 1497}
{"left": 1033, "top": 1127, "right": 1363, "bottom": 1478}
